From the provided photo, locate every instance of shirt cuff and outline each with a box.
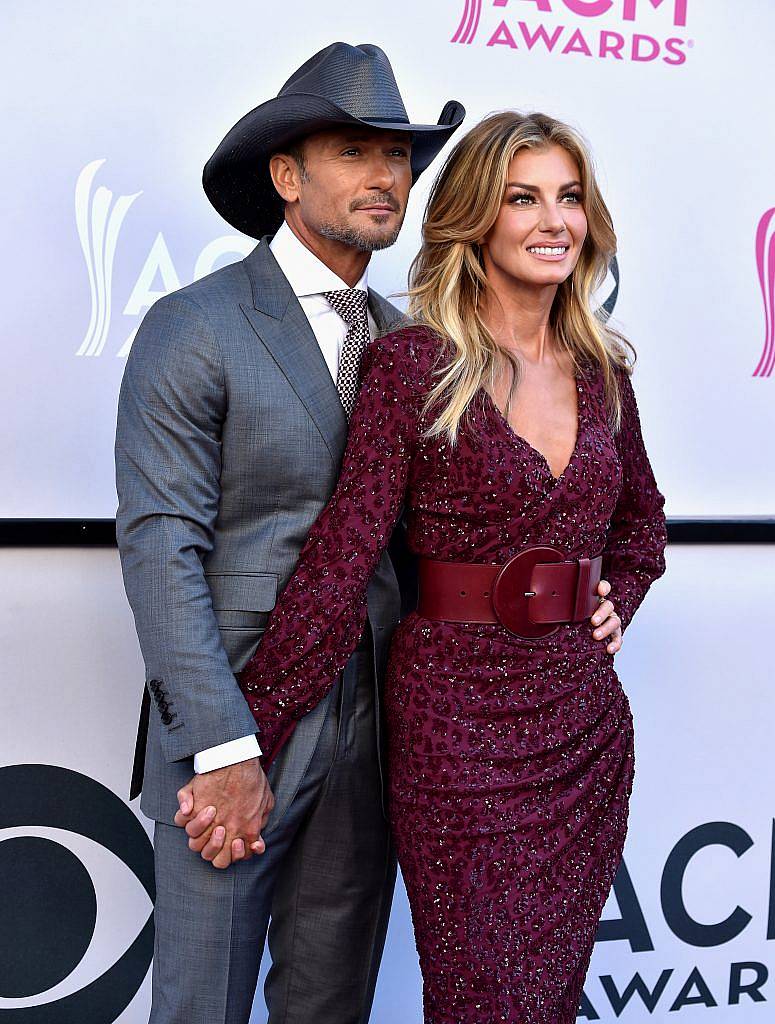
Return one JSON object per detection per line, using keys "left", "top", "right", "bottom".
{"left": 194, "top": 734, "right": 262, "bottom": 774}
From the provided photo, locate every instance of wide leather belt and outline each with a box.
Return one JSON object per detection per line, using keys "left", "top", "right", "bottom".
{"left": 418, "top": 546, "right": 603, "bottom": 640}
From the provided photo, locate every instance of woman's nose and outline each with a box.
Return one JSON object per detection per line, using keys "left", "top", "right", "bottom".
{"left": 539, "top": 205, "right": 566, "bottom": 232}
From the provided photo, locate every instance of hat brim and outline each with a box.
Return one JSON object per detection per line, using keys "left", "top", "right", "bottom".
{"left": 202, "top": 93, "right": 465, "bottom": 239}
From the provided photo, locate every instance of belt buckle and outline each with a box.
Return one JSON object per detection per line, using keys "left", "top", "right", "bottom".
{"left": 491, "top": 545, "right": 564, "bottom": 640}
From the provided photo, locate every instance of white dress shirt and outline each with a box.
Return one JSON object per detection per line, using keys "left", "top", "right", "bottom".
{"left": 194, "top": 221, "right": 376, "bottom": 774}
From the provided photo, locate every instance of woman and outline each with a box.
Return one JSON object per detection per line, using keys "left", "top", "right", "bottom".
{"left": 238, "top": 111, "right": 667, "bottom": 1022}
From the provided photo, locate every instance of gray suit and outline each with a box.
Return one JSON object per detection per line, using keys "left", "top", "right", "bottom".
{"left": 115, "top": 237, "right": 406, "bottom": 1023}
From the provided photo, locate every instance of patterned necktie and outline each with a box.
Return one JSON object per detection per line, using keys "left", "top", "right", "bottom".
{"left": 323, "top": 288, "right": 371, "bottom": 419}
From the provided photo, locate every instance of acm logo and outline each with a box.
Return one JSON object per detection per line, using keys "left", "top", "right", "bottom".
{"left": 454, "top": 0, "right": 689, "bottom": 42}
{"left": 451, "top": 0, "right": 692, "bottom": 63}
{"left": 753, "top": 208, "right": 775, "bottom": 378}
{"left": 74, "top": 160, "right": 252, "bottom": 359}
{"left": 582, "top": 820, "right": 774, "bottom": 1017}
{"left": 0, "top": 765, "right": 153, "bottom": 1022}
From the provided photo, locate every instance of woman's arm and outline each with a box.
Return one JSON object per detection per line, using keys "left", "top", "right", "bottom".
{"left": 237, "top": 330, "right": 423, "bottom": 765}
{"left": 602, "top": 367, "right": 668, "bottom": 634}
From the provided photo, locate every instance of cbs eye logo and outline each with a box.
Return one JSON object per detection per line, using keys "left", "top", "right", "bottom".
{"left": 0, "top": 764, "right": 154, "bottom": 1022}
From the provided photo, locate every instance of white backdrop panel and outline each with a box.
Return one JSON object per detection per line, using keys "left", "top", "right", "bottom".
{"left": 2, "top": 0, "right": 773, "bottom": 517}
{"left": 1, "top": 544, "right": 773, "bottom": 1020}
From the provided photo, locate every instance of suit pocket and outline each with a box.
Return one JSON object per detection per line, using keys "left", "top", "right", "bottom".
{"left": 220, "top": 627, "right": 266, "bottom": 674}
{"left": 205, "top": 571, "right": 278, "bottom": 630}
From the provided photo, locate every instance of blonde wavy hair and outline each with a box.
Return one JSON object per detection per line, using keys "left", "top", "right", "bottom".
{"left": 407, "top": 110, "right": 635, "bottom": 445}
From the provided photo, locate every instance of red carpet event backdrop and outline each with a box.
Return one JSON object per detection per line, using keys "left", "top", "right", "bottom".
{"left": 1, "top": 1, "right": 773, "bottom": 1021}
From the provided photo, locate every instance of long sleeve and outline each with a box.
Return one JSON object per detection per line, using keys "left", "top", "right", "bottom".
{"left": 237, "top": 332, "right": 421, "bottom": 766}
{"left": 601, "top": 367, "right": 668, "bottom": 633}
{"left": 115, "top": 293, "right": 259, "bottom": 761}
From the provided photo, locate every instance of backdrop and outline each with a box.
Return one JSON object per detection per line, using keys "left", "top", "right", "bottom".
{"left": 2, "top": 1, "right": 773, "bottom": 1021}
{"left": 2, "top": 545, "right": 773, "bottom": 1022}
{"left": 1, "top": 0, "right": 773, "bottom": 517}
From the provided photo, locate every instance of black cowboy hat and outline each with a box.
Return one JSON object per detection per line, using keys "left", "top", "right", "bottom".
{"left": 203, "top": 41, "right": 465, "bottom": 239}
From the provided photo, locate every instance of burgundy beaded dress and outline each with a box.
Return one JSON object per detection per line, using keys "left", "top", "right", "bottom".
{"left": 238, "top": 325, "right": 667, "bottom": 1023}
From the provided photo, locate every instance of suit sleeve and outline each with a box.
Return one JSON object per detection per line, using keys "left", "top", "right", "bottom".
{"left": 601, "top": 368, "right": 668, "bottom": 633}
{"left": 237, "top": 332, "right": 421, "bottom": 766}
{"left": 115, "top": 292, "right": 258, "bottom": 763}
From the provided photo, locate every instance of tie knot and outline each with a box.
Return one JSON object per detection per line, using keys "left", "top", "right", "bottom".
{"left": 323, "top": 288, "right": 369, "bottom": 327}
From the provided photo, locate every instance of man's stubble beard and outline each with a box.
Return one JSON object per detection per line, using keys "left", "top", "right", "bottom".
{"left": 296, "top": 170, "right": 407, "bottom": 252}
{"left": 317, "top": 215, "right": 404, "bottom": 253}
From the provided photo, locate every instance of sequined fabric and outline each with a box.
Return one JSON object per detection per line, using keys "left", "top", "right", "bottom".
{"left": 237, "top": 324, "right": 667, "bottom": 1022}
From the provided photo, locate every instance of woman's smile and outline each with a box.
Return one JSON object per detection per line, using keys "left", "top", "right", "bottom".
{"left": 525, "top": 244, "right": 571, "bottom": 261}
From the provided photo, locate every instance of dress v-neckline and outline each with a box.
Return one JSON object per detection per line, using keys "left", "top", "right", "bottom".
{"left": 482, "top": 369, "right": 586, "bottom": 485}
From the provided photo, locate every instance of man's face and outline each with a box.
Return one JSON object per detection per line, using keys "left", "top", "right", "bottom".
{"left": 273, "top": 127, "right": 413, "bottom": 252}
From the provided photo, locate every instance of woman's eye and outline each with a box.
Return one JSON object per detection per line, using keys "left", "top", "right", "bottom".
{"left": 508, "top": 191, "right": 583, "bottom": 205}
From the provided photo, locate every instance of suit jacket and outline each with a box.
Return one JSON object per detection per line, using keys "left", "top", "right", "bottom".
{"left": 115, "top": 236, "right": 409, "bottom": 823}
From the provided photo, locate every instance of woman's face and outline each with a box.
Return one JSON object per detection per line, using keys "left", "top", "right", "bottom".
{"left": 481, "top": 144, "right": 588, "bottom": 290}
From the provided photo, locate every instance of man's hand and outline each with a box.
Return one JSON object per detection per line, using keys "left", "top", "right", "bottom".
{"left": 173, "top": 758, "right": 275, "bottom": 869}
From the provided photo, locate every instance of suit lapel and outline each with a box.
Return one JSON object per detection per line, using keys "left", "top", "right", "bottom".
{"left": 368, "top": 287, "right": 404, "bottom": 338}
{"left": 240, "top": 239, "right": 347, "bottom": 460}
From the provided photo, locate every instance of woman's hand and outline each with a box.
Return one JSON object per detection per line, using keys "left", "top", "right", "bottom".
{"left": 591, "top": 579, "right": 622, "bottom": 654}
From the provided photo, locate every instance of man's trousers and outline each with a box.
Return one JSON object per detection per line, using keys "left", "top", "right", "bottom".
{"left": 149, "top": 625, "right": 397, "bottom": 1024}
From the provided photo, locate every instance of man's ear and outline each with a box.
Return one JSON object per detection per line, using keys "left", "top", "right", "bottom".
{"left": 268, "top": 153, "right": 302, "bottom": 203}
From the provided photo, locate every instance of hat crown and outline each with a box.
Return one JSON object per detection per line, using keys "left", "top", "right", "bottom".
{"left": 279, "top": 42, "right": 409, "bottom": 125}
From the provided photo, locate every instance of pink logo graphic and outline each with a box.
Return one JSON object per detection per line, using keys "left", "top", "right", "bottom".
{"left": 452, "top": 0, "right": 484, "bottom": 44}
{"left": 753, "top": 208, "right": 775, "bottom": 378}
{"left": 450, "top": 0, "right": 692, "bottom": 63}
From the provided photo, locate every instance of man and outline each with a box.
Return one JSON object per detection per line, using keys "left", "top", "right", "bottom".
{"left": 115, "top": 41, "right": 463, "bottom": 1024}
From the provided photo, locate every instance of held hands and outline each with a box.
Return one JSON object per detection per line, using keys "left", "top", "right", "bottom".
{"left": 173, "top": 757, "right": 275, "bottom": 870}
{"left": 172, "top": 584, "right": 618, "bottom": 872}
{"left": 592, "top": 579, "right": 622, "bottom": 654}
